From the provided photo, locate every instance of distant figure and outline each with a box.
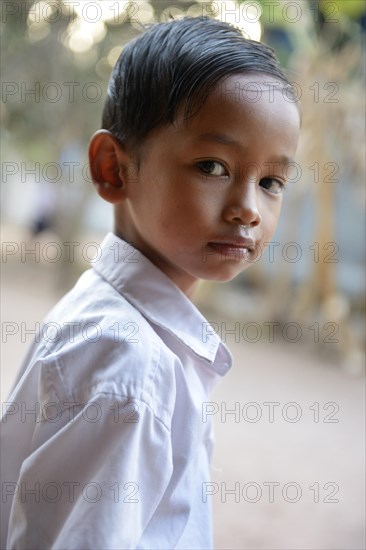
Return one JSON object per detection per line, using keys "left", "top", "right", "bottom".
{"left": 29, "top": 178, "right": 58, "bottom": 236}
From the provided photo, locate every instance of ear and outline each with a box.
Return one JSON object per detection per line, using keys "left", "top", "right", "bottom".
{"left": 88, "top": 130, "right": 137, "bottom": 204}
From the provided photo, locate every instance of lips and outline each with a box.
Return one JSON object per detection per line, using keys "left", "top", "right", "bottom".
{"left": 206, "top": 234, "right": 259, "bottom": 261}
{"left": 208, "top": 236, "right": 255, "bottom": 250}
{"left": 207, "top": 242, "right": 248, "bottom": 256}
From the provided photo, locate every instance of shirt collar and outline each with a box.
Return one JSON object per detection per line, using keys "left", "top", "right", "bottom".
{"left": 92, "top": 233, "right": 232, "bottom": 374}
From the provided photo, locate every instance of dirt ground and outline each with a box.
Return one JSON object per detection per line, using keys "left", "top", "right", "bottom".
{"left": 1, "top": 254, "right": 365, "bottom": 550}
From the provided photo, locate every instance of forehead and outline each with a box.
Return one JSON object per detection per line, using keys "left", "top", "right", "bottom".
{"left": 166, "top": 74, "right": 298, "bottom": 157}
{"left": 187, "top": 74, "right": 298, "bottom": 135}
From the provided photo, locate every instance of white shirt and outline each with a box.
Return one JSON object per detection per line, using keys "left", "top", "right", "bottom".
{"left": 1, "top": 232, "right": 232, "bottom": 549}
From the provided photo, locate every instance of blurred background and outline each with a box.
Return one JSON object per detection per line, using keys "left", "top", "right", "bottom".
{"left": 1, "top": 0, "right": 365, "bottom": 548}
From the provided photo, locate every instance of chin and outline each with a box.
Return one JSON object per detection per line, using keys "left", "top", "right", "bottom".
{"left": 199, "top": 265, "right": 249, "bottom": 283}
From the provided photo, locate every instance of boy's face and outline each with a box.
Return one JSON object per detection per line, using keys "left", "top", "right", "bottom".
{"left": 105, "top": 74, "right": 300, "bottom": 297}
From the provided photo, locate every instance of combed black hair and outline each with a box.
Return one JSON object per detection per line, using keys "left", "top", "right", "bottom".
{"left": 102, "top": 17, "right": 296, "bottom": 149}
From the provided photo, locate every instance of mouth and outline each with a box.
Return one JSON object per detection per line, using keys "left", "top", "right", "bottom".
{"left": 207, "top": 240, "right": 256, "bottom": 259}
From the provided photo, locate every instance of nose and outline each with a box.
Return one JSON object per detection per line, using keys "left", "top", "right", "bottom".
{"left": 222, "top": 182, "right": 262, "bottom": 227}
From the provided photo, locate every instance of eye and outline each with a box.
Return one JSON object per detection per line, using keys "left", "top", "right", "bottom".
{"left": 197, "top": 160, "right": 227, "bottom": 177}
{"left": 260, "top": 178, "right": 285, "bottom": 195}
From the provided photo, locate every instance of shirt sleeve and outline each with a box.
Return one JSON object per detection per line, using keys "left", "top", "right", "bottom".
{"left": 6, "top": 393, "right": 173, "bottom": 550}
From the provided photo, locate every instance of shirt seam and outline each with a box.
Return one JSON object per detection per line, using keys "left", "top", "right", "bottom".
{"left": 47, "top": 355, "right": 172, "bottom": 432}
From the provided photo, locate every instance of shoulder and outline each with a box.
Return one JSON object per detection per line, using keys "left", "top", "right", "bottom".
{"left": 30, "top": 269, "right": 178, "bottom": 429}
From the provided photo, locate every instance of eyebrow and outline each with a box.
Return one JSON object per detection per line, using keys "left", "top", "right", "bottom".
{"left": 195, "top": 133, "right": 294, "bottom": 165}
{"left": 196, "top": 132, "right": 239, "bottom": 146}
{"left": 267, "top": 155, "right": 295, "bottom": 166}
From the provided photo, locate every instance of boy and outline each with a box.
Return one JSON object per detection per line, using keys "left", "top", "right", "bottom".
{"left": 1, "top": 17, "right": 300, "bottom": 549}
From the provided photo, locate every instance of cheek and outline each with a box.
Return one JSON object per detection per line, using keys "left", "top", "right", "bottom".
{"left": 260, "top": 198, "right": 283, "bottom": 237}
{"left": 162, "top": 188, "right": 213, "bottom": 224}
